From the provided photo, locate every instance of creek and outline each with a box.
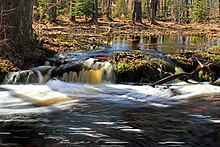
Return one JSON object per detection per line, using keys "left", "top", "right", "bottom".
{"left": 0, "top": 34, "right": 220, "bottom": 146}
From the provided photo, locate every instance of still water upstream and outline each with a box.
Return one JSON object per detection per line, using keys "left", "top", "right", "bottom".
{"left": 0, "top": 34, "right": 220, "bottom": 146}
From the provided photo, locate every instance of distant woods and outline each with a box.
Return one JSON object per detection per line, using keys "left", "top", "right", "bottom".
{"left": 33, "top": 0, "right": 220, "bottom": 24}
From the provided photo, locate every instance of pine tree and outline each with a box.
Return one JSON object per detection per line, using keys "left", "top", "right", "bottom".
{"left": 189, "top": 0, "right": 210, "bottom": 23}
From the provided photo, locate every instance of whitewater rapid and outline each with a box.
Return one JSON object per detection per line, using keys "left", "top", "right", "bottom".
{"left": 0, "top": 79, "right": 220, "bottom": 115}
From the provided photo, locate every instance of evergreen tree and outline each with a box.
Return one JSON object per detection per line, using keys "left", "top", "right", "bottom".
{"left": 82, "top": 0, "right": 95, "bottom": 19}
{"left": 70, "top": 0, "right": 84, "bottom": 21}
{"left": 33, "top": 0, "right": 49, "bottom": 22}
{"left": 189, "top": 0, "right": 210, "bottom": 23}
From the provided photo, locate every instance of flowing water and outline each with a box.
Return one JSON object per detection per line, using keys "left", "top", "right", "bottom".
{"left": 0, "top": 34, "right": 220, "bottom": 146}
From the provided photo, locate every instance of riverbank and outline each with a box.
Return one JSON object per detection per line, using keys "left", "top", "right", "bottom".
{"left": 0, "top": 18, "right": 220, "bottom": 82}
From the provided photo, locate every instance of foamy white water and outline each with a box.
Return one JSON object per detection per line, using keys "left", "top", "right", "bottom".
{"left": 1, "top": 79, "right": 220, "bottom": 115}
{"left": 169, "top": 82, "right": 220, "bottom": 99}
{"left": 0, "top": 84, "right": 77, "bottom": 115}
{"left": 47, "top": 80, "right": 220, "bottom": 106}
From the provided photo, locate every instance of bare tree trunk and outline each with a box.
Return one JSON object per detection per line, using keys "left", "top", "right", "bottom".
{"left": 164, "top": 0, "right": 167, "bottom": 17}
{"left": 106, "top": 0, "right": 112, "bottom": 20}
{"left": 151, "top": 0, "right": 157, "bottom": 24}
{"left": 49, "top": 0, "right": 57, "bottom": 23}
{"left": 69, "top": 0, "right": 76, "bottom": 22}
{"left": 185, "top": 0, "right": 190, "bottom": 23}
{"left": 146, "top": 0, "right": 151, "bottom": 21}
{"left": 146, "top": 0, "right": 158, "bottom": 24}
{"left": 218, "top": 0, "right": 220, "bottom": 15}
{"left": 92, "top": 0, "right": 99, "bottom": 24}
{"left": 0, "top": 0, "right": 34, "bottom": 50}
{"left": 219, "top": 0, "right": 220, "bottom": 15}
{"left": 34, "top": 0, "right": 38, "bottom": 6}
{"left": 132, "top": 0, "right": 142, "bottom": 23}
{"left": 173, "top": 0, "right": 178, "bottom": 22}
{"left": 127, "top": 0, "right": 133, "bottom": 11}
{"left": 0, "top": 0, "right": 36, "bottom": 67}
{"left": 102, "top": 0, "right": 107, "bottom": 15}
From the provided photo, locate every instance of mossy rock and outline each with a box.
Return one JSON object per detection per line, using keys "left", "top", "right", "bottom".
{"left": 114, "top": 51, "right": 220, "bottom": 84}
{"left": 114, "top": 52, "right": 176, "bottom": 83}
{"left": 166, "top": 52, "right": 199, "bottom": 72}
{"left": 206, "top": 53, "right": 220, "bottom": 61}
{"left": 193, "top": 68, "right": 217, "bottom": 83}
{"left": 208, "top": 46, "right": 220, "bottom": 53}
{"left": 115, "top": 61, "right": 160, "bottom": 83}
{"left": 0, "top": 65, "right": 8, "bottom": 83}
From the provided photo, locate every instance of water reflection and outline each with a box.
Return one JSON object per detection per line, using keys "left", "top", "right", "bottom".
{"left": 51, "top": 34, "right": 219, "bottom": 64}
{"left": 112, "top": 34, "right": 220, "bottom": 53}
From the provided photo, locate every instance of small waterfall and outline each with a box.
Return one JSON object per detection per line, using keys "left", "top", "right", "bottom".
{"left": 35, "top": 70, "right": 46, "bottom": 84}
{"left": 4, "top": 70, "right": 36, "bottom": 84}
{"left": 58, "top": 58, "right": 115, "bottom": 84}
{"left": 4, "top": 58, "right": 115, "bottom": 84}
{"left": 4, "top": 66, "right": 54, "bottom": 84}
{"left": 83, "top": 58, "right": 115, "bottom": 82}
{"left": 60, "top": 69, "right": 102, "bottom": 84}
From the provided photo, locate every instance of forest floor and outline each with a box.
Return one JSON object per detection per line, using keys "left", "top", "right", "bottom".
{"left": 1, "top": 16, "right": 220, "bottom": 72}
{"left": 33, "top": 16, "right": 220, "bottom": 52}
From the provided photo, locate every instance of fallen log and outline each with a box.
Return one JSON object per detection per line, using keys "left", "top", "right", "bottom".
{"left": 151, "top": 64, "right": 203, "bottom": 87}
